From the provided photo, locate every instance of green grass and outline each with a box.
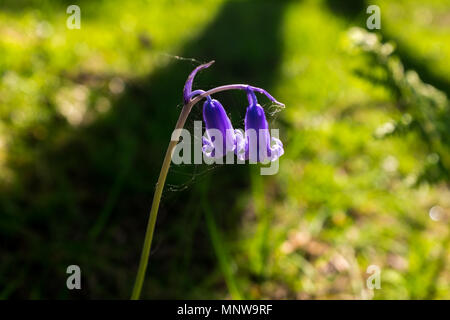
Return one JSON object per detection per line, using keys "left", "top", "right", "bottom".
{"left": 0, "top": 0, "right": 449, "bottom": 299}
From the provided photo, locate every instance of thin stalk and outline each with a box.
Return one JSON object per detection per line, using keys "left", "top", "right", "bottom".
{"left": 131, "top": 103, "right": 192, "bottom": 300}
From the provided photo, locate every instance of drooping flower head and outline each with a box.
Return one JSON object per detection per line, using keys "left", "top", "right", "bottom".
{"left": 235, "top": 88, "right": 284, "bottom": 163}
{"left": 182, "top": 61, "right": 284, "bottom": 163}
{"left": 202, "top": 96, "right": 236, "bottom": 159}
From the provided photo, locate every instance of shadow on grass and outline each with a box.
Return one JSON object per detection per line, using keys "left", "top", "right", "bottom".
{"left": 324, "top": 0, "right": 450, "bottom": 95}
{"left": 381, "top": 35, "right": 450, "bottom": 97}
{"left": 324, "top": 0, "right": 366, "bottom": 20}
{"left": 0, "top": 0, "right": 96, "bottom": 11}
{"left": 0, "top": 0, "right": 290, "bottom": 299}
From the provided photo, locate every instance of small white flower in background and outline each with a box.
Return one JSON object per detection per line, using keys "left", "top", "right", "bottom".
{"left": 382, "top": 155, "right": 398, "bottom": 173}
{"left": 375, "top": 121, "right": 395, "bottom": 138}
{"left": 109, "top": 77, "right": 125, "bottom": 94}
{"left": 36, "top": 21, "right": 53, "bottom": 38}
{"left": 55, "top": 85, "right": 89, "bottom": 126}
{"left": 429, "top": 206, "right": 444, "bottom": 222}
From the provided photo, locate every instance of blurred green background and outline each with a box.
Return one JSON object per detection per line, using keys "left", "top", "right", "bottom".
{"left": 1, "top": 0, "right": 450, "bottom": 299}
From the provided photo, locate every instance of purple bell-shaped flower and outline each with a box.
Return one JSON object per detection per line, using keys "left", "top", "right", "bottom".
{"left": 202, "top": 96, "right": 236, "bottom": 159}
{"left": 235, "top": 89, "right": 284, "bottom": 163}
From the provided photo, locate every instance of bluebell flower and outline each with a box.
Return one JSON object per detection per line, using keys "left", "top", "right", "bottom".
{"left": 182, "top": 61, "right": 284, "bottom": 162}
{"left": 235, "top": 88, "right": 284, "bottom": 163}
{"left": 202, "top": 96, "right": 236, "bottom": 159}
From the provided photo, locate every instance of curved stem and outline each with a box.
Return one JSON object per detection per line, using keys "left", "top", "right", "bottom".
{"left": 190, "top": 84, "right": 285, "bottom": 107}
{"left": 131, "top": 102, "right": 193, "bottom": 300}
{"left": 188, "top": 89, "right": 206, "bottom": 99}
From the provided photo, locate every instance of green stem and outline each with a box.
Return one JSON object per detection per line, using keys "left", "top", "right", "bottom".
{"left": 131, "top": 103, "right": 192, "bottom": 300}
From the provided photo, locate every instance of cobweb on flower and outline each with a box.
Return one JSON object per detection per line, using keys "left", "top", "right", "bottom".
{"left": 155, "top": 55, "right": 221, "bottom": 197}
